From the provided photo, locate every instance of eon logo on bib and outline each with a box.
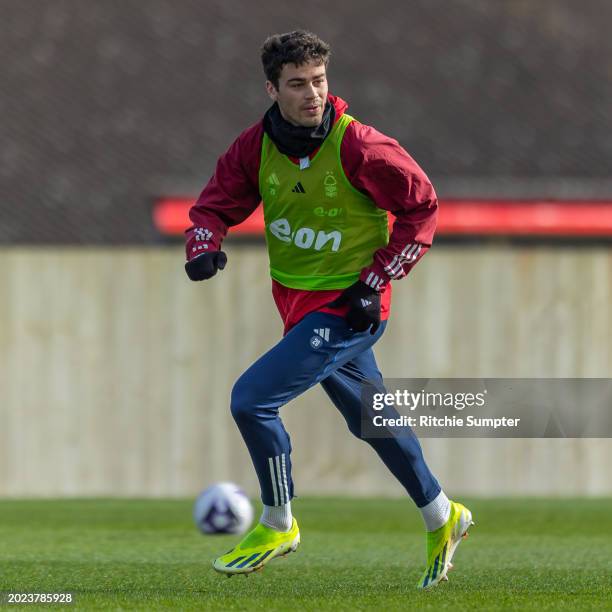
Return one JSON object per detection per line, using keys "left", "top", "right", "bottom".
{"left": 268, "top": 218, "right": 342, "bottom": 252}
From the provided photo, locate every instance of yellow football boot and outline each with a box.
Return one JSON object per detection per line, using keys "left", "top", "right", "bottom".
{"left": 213, "top": 518, "right": 300, "bottom": 576}
{"left": 417, "top": 501, "right": 474, "bottom": 588}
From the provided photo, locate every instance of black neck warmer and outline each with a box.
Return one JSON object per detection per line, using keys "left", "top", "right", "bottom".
{"left": 263, "top": 99, "right": 336, "bottom": 158}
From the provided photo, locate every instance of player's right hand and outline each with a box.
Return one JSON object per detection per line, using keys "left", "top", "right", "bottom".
{"left": 184, "top": 251, "right": 227, "bottom": 281}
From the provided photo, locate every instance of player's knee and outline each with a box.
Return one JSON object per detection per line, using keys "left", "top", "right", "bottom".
{"left": 230, "top": 379, "right": 254, "bottom": 425}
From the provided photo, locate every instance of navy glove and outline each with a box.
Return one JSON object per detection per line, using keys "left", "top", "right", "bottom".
{"left": 185, "top": 251, "right": 227, "bottom": 281}
{"left": 327, "top": 280, "right": 381, "bottom": 334}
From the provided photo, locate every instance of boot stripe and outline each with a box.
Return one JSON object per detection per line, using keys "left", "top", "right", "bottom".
{"left": 236, "top": 553, "right": 260, "bottom": 568}
{"left": 423, "top": 565, "right": 431, "bottom": 587}
{"left": 440, "top": 543, "right": 447, "bottom": 568}
{"left": 249, "top": 549, "right": 273, "bottom": 567}
{"left": 431, "top": 554, "right": 440, "bottom": 581}
{"left": 225, "top": 555, "right": 245, "bottom": 568}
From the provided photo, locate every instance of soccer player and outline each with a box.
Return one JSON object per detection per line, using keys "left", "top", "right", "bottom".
{"left": 185, "top": 30, "right": 473, "bottom": 588}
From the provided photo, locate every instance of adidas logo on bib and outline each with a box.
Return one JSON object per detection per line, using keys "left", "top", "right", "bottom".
{"left": 291, "top": 182, "right": 306, "bottom": 194}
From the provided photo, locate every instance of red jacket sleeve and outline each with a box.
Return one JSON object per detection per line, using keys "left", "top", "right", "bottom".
{"left": 185, "top": 122, "right": 263, "bottom": 260}
{"left": 341, "top": 121, "right": 438, "bottom": 290}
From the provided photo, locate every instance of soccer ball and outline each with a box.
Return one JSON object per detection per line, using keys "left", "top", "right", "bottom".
{"left": 193, "top": 482, "right": 254, "bottom": 535}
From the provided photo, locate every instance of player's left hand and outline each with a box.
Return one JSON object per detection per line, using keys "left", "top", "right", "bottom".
{"left": 327, "top": 280, "right": 381, "bottom": 334}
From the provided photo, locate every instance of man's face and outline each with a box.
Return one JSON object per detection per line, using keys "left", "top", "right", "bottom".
{"left": 266, "top": 60, "right": 328, "bottom": 127}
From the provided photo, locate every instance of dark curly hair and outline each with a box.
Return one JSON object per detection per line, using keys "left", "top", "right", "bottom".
{"left": 261, "top": 30, "right": 331, "bottom": 89}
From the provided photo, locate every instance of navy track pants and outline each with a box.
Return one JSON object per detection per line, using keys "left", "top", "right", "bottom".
{"left": 230, "top": 311, "right": 441, "bottom": 507}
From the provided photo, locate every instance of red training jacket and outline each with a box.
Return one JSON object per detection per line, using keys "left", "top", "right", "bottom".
{"left": 186, "top": 94, "right": 438, "bottom": 334}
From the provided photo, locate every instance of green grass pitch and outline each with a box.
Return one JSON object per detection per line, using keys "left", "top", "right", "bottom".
{"left": 1, "top": 498, "right": 611, "bottom": 610}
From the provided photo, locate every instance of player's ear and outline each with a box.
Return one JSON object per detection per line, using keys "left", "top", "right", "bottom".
{"left": 266, "top": 80, "right": 278, "bottom": 102}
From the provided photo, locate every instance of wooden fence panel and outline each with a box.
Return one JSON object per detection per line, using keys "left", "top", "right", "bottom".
{"left": 0, "top": 247, "right": 610, "bottom": 497}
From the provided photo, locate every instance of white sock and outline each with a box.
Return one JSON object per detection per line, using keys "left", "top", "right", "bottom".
{"left": 420, "top": 490, "right": 451, "bottom": 532}
{"left": 260, "top": 502, "right": 292, "bottom": 532}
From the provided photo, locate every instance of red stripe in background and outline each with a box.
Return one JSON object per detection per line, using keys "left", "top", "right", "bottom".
{"left": 154, "top": 199, "right": 612, "bottom": 237}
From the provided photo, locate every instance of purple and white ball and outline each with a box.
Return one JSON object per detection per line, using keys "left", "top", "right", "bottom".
{"left": 193, "top": 482, "right": 254, "bottom": 535}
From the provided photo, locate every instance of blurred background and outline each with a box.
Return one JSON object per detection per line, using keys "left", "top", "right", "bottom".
{"left": 0, "top": 0, "right": 610, "bottom": 498}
